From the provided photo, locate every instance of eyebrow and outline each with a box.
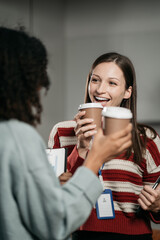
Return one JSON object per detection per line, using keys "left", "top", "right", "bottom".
{"left": 91, "top": 74, "right": 100, "bottom": 78}
{"left": 92, "top": 74, "right": 120, "bottom": 81}
{"left": 109, "top": 77, "right": 120, "bottom": 82}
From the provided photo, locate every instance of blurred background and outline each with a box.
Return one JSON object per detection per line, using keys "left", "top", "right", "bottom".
{"left": 0, "top": 0, "right": 160, "bottom": 142}
{"left": 0, "top": 0, "right": 160, "bottom": 230}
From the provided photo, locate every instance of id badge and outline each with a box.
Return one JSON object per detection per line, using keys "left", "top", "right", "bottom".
{"left": 96, "top": 189, "right": 115, "bottom": 219}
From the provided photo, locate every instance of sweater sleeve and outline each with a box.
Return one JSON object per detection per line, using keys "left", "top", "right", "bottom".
{"left": 18, "top": 165, "right": 102, "bottom": 240}
{"left": 11, "top": 123, "right": 103, "bottom": 240}
{"left": 67, "top": 145, "right": 85, "bottom": 174}
{"left": 143, "top": 130, "right": 160, "bottom": 223}
{"left": 48, "top": 121, "right": 84, "bottom": 174}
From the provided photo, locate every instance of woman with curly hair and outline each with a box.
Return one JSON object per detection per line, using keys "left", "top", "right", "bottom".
{"left": 0, "top": 27, "right": 132, "bottom": 240}
{"left": 0, "top": 26, "right": 49, "bottom": 125}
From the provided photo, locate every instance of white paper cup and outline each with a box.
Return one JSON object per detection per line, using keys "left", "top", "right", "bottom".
{"left": 78, "top": 103, "right": 103, "bottom": 129}
{"left": 102, "top": 107, "right": 132, "bottom": 135}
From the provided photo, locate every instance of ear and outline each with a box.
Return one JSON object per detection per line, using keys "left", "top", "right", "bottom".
{"left": 123, "top": 86, "right": 132, "bottom": 99}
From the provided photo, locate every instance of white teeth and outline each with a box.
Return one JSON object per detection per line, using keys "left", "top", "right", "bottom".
{"left": 95, "top": 96, "right": 109, "bottom": 101}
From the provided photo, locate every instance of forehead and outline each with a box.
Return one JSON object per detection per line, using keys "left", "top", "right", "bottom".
{"left": 92, "top": 62, "right": 124, "bottom": 79}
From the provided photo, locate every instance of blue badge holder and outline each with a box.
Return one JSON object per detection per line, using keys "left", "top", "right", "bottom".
{"left": 96, "top": 189, "right": 115, "bottom": 219}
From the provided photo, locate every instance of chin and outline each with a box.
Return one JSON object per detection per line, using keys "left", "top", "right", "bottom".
{"left": 101, "top": 102, "right": 107, "bottom": 107}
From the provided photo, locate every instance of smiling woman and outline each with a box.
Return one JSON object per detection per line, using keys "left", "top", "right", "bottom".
{"left": 48, "top": 52, "right": 160, "bottom": 240}
{"left": 81, "top": 52, "right": 141, "bottom": 163}
{"left": 88, "top": 62, "right": 132, "bottom": 108}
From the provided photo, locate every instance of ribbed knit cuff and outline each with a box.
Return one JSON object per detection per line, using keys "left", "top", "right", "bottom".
{"left": 68, "top": 146, "right": 85, "bottom": 174}
{"left": 149, "top": 211, "right": 160, "bottom": 223}
{"left": 69, "top": 166, "right": 103, "bottom": 205}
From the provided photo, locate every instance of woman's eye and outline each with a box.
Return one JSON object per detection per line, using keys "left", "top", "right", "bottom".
{"left": 91, "top": 78, "right": 99, "bottom": 83}
{"left": 109, "top": 81, "right": 117, "bottom": 86}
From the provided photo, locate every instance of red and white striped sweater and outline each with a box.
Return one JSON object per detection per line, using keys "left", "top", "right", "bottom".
{"left": 48, "top": 120, "right": 160, "bottom": 235}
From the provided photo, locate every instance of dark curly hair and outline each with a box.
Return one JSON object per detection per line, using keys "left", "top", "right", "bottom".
{"left": 0, "top": 26, "right": 50, "bottom": 126}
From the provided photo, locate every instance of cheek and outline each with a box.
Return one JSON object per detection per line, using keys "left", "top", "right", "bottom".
{"left": 112, "top": 87, "right": 126, "bottom": 97}
{"left": 88, "top": 84, "right": 95, "bottom": 98}
{"left": 111, "top": 88, "right": 125, "bottom": 101}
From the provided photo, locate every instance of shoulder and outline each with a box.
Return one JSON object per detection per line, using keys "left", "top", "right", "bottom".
{"left": 144, "top": 126, "right": 158, "bottom": 139}
{"left": 139, "top": 124, "right": 158, "bottom": 140}
{"left": 143, "top": 126, "right": 160, "bottom": 154}
{"left": 0, "top": 119, "right": 45, "bottom": 149}
{"left": 142, "top": 126, "right": 160, "bottom": 173}
{"left": 48, "top": 120, "right": 77, "bottom": 148}
{"left": 8, "top": 119, "right": 36, "bottom": 132}
{"left": 0, "top": 119, "right": 47, "bottom": 170}
{"left": 10, "top": 119, "right": 43, "bottom": 141}
{"left": 51, "top": 120, "right": 76, "bottom": 129}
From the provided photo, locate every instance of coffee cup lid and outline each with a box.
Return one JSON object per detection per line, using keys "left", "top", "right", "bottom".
{"left": 102, "top": 107, "right": 132, "bottom": 119}
{"left": 78, "top": 103, "right": 103, "bottom": 110}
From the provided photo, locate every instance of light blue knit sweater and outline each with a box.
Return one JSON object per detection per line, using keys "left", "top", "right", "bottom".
{"left": 0, "top": 120, "right": 102, "bottom": 240}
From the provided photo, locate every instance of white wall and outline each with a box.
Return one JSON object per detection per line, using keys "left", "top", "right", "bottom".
{"left": 0, "top": 0, "right": 30, "bottom": 28}
{"left": 33, "top": 0, "right": 65, "bottom": 143}
{"left": 64, "top": 0, "right": 160, "bottom": 128}
{"left": 0, "top": 0, "right": 65, "bottom": 143}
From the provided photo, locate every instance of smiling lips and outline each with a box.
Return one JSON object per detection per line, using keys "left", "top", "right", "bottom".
{"left": 94, "top": 96, "right": 110, "bottom": 102}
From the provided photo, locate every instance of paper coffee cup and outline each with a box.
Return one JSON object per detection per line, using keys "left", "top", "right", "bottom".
{"left": 102, "top": 107, "right": 132, "bottom": 135}
{"left": 78, "top": 103, "right": 103, "bottom": 129}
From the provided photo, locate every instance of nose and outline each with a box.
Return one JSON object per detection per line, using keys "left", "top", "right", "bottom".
{"left": 96, "top": 82, "right": 107, "bottom": 94}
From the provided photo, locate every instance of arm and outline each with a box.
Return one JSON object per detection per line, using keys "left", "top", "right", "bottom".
{"left": 137, "top": 132, "right": 160, "bottom": 223}
{"left": 67, "top": 146, "right": 85, "bottom": 174}
{"left": 13, "top": 127, "right": 102, "bottom": 240}
{"left": 17, "top": 165, "right": 102, "bottom": 240}
{"left": 14, "top": 123, "right": 132, "bottom": 239}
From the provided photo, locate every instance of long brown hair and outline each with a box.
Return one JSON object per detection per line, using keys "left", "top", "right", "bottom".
{"left": 84, "top": 52, "right": 156, "bottom": 164}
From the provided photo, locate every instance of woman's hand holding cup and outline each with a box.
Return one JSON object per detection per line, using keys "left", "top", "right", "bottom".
{"left": 74, "top": 103, "right": 103, "bottom": 159}
{"left": 74, "top": 110, "right": 97, "bottom": 159}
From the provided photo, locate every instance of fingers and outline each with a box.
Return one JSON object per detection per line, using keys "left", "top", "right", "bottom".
{"left": 139, "top": 194, "right": 153, "bottom": 209}
{"left": 116, "top": 132, "right": 132, "bottom": 151}
{"left": 94, "top": 124, "right": 132, "bottom": 150}
{"left": 74, "top": 112, "right": 97, "bottom": 139}
{"left": 117, "top": 138, "right": 132, "bottom": 153}
{"left": 138, "top": 185, "right": 160, "bottom": 211}
{"left": 59, "top": 172, "right": 72, "bottom": 180}
{"left": 92, "top": 128, "right": 103, "bottom": 140}
{"left": 137, "top": 198, "right": 148, "bottom": 211}
{"left": 74, "top": 111, "right": 96, "bottom": 135}
{"left": 74, "top": 111, "right": 86, "bottom": 121}
{"left": 75, "top": 118, "right": 94, "bottom": 130}
{"left": 141, "top": 186, "right": 158, "bottom": 202}
{"left": 75, "top": 124, "right": 97, "bottom": 137}
{"left": 59, "top": 172, "right": 72, "bottom": 185}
